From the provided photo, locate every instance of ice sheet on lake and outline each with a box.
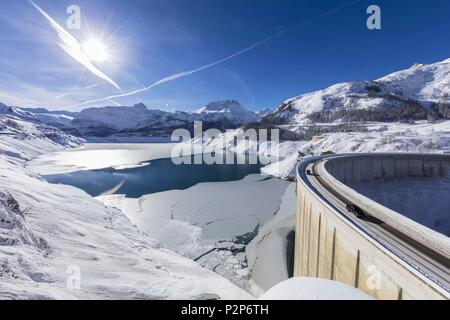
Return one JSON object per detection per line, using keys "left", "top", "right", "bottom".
{"left": 27, "top": 143, "right": 180, "bottom": 175}
{"left": 98, "top": 174, "right": 290, "bottom": 290}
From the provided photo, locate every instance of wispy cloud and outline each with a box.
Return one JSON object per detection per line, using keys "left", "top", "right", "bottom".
{"left": 0, "top": 72, "right": 101, "bottom": 109}
{"left": 224, "top": 68, "right": 256, "bottom": 109}
{"left": 64, "top": 0, "right": 362, "bottom": 110}
{"left": 28, "top": 0, "right": 121, "bottom": 91}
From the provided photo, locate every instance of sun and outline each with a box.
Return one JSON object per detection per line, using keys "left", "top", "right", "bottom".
{"left": 82, "top": 39, "right": 108, "bottom": 63}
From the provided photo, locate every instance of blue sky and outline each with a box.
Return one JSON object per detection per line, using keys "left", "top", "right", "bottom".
{"left": 0, "top": 0, "right": 449, "bottom": 112}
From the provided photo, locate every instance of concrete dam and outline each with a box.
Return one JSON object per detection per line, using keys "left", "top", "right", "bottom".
{"left": 294, "top": 153, "right": 450, "bottom": 300}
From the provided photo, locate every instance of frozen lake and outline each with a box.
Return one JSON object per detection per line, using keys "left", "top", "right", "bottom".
{"left": 44, "top": 154, "right": 263, "bottom": 198}
{"left": 29, "top": 143, "right": 293, "bottom": 290}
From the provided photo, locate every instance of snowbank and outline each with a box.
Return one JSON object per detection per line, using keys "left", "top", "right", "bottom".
{"left": 246, "top": 183, "right": 297, "bottom": 296}
{"left": 260, "top": 278, "right": 373, "bottom": 300}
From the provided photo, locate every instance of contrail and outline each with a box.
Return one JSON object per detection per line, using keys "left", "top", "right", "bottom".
{"left": 107, "top": 99, "right": 121, "bottom": 106}
{"left": 28, "top": 0, "right": 122, "bottom": 91}
{"left": 31, "top": 84, "right": 100, "bottom": 107}
{"left": 65, "top": 0, "right": 362, "bottom": 110}
{"left": 64, "top": 37, "right": 273, "bottom": 109}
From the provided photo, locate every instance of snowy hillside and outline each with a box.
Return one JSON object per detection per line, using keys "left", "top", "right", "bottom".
{"left": 256, "top": 108, "right": 273, "bottom": 117}
{"left": 197, "top": 120, "right": 450, "bottom": 180}
{"left": 21, "top": 107, "right": 76, "bottom": 127}
{"left": 0, "top": 103, "right": 75, "bottom": 127}
{"left": 0, "top": 115, "right": 250, "bottom": 299}
{"left": 0, "top": 115, "right": 82, "bottom": 161}
{"left": 263, "top": 58, "right": 450, "bottom": 125}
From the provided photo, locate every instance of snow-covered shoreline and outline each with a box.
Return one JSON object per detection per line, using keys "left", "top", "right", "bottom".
{"left": 28, "top": 120, "right": 450, "bottom": 183}
{"left": 200, "top": 121, "right": 450, "bottom": 179}
{"left": 0, "top": 116, "right": 251, "bottom": 300}
{"left": 27, "top": 143, "right": 176, "bottom": 175}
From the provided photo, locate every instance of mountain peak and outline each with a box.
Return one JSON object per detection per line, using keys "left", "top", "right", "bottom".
{"left": 196, "top": 100, "right": 246, "bottom": 114}
{"left": 257, "top": 108, "right": 273, "bottom": 117}
{"left": 411, "top": 63, "right": 426, "bottom": 69}
{"left": 264, "top": 57, "right": 450, "bottom": 126}
{"left": 0, "top": 103, "right": 13, "bottom": 113}
{"left": 133, "top": 103, "right": 148, "bottom": 110}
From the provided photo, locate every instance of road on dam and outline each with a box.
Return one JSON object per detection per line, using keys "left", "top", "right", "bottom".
{"left": 297, "top": 154, "right": 450, "bottom": 296}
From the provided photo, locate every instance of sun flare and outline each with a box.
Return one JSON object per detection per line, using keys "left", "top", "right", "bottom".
{"left": 82, "top": 39, "right": 108, "bottom": 63}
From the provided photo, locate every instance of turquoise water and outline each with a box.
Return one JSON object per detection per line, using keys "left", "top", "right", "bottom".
{"left": 45, "top": 155, "right": 262, "bottom": 198}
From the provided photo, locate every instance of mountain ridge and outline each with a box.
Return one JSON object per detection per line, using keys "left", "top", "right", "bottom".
{"left": 0, "top": 100, "right": 262, "bottom": 138}
{"left": 70, "top": 100, "right": 260, "bottom": 137}
{"left": 262, "top": 58, "right": 450, "bottom": 126}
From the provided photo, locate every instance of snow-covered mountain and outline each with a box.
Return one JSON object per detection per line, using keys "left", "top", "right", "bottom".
{"left": 0, "top": 114, "right": 82, "bottom": 161}
{"left": 0, "top": 103, "right": 76, "bottom": 127}
{"left": 71, "top": 100, "right": 260, "bottom": 138}
{"left": 0, "top": 100, "right": 262, "bottom": 140}
{"left": 21, "top": 107, "right": 77, "bottom": 127}
{"left": 72, "top": 103, "right": 164, "bottom": 134}
{"left": 195, "top": 100, "right": 259, "bottom": 125}
{"left": 256, "top": 107, "right": 273, "bottom": 117}
{"left": 0, "top": 103, "right": 39, "bottom": 122}
{"left": 263, "top": 58, "right": 450, "bottom": 125}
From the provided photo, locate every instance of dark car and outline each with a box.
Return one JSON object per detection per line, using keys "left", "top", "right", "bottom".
{"left": 346, "top": 204, "right": 367, "bottom": 219}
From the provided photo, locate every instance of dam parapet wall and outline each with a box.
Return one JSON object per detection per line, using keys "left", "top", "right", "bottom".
{"left": 294, "top": 153, "right": 450, "bottom": 300}
{"left": 324, "top": 153, "right": 450, "bottom": 184}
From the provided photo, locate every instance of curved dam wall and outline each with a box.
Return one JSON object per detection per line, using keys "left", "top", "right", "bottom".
{"left": 294, "top": 154, "right": 450, "bottom": 300}
{"left": 325, "top": 154, "right": 450, "bottom": 237}
{"left": 325, "top": 153, "right": 450, "bottom": 184}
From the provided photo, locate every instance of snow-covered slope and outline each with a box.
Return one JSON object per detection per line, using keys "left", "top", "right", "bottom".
{"left": 196, "top": 120, "right": 450, "bottom": 180}
{"left": 0, "top": 115, "right": 250, "bottom": 299}
{"left": 264, "top": 58, "right": 450, "bottom": 125}
{"left": 260, "top": 278, "right": 373, "bottom": 300}
{"left": 0, "top": 103, "right": 39, "bottom": 122}
{"left": 256, "top": 108, "right": 273, "bottom": 117}
{"left": 262, "top": 121, "right": 450, "bottom": 178}
{"left": 0, "top": 115, "right": 82, "bottom": 161}
{"left": 21, "top": 108, "right": 76, "bottom": 127}
{"left": 0, "top": 103, "right": 75, "bottom": 127}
